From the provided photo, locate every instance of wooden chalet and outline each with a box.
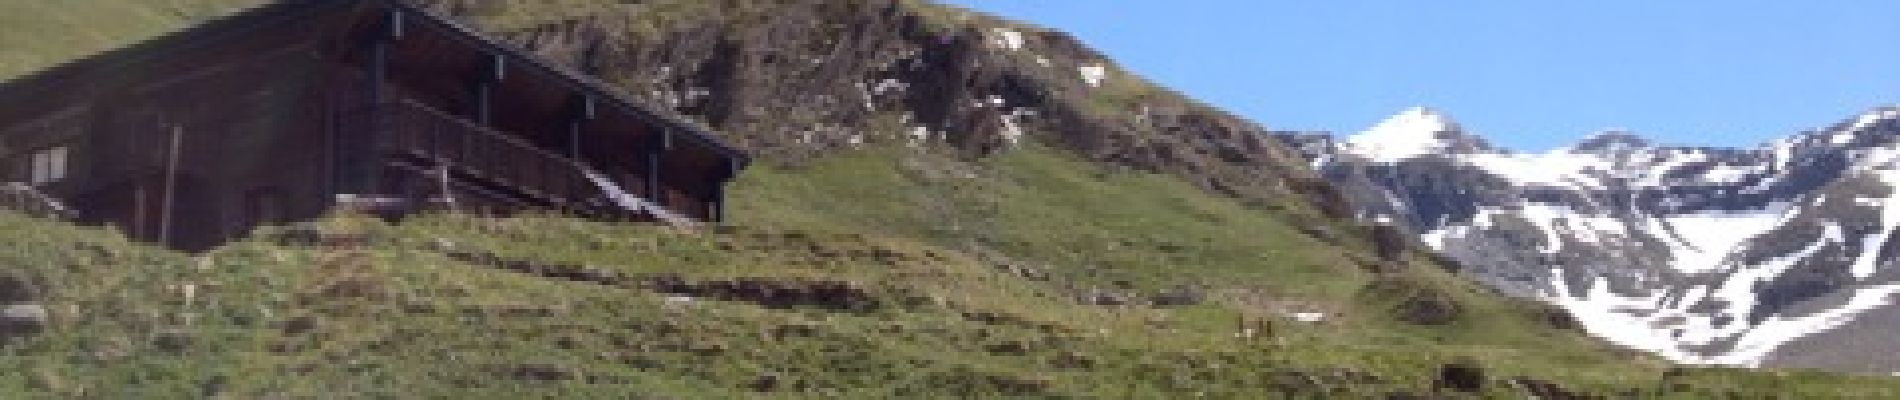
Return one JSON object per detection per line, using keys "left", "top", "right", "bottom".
{"left": 0, "top": 0, "right": 749, "bottom": 251}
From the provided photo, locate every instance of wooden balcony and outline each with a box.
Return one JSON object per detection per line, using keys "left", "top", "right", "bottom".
{"left": 343, "top": 99, "right": 693, "bottom": 224}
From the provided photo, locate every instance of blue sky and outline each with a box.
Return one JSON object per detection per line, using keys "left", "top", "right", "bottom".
{"left": 940, "top": 1, "right": 1900, "bottom": 151}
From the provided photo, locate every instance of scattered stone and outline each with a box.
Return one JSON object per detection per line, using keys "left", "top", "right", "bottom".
{"left": 199, "top": 375, "right": 228, "bottom": 398}
{"left": 1536, "top": 304, "right": 1581, "bottom": 331}
{"left": 1433, "top": 359, "right": 1485, "bottom": 393}
{"left": 1367, "top": 221, "right": 1408, "bottom": 262}
{"left": 0, "top": 275, "right": 35, "bottom": 303}
{"left": 0, "top": 303, "right": 47, "bottom": 340}
{"left": 1077, "top": 289, "right": 1132, "bottom": 306}
{"left": 1148, "top": 285, "right": 1206, "bottom": 307}
{"left": 153, "top": 328, "right": 193, "bottom": 352}
{"left": 992, "top": 262, "right": 1051, "bottom": 281}
{"left": 750, "top": 374, "right": 782, "bottom": 392}
{"left": 281, "top": 315, "right": 319, "bottom": 335}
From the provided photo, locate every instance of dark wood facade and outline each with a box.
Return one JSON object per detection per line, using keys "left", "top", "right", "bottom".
{"left": 0, "top": 0, "right": 748, "bottom": 251}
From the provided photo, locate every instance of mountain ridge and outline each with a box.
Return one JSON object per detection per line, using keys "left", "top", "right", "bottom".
{"left": 1291, "top": 103, "right": 1900, "bottom": 372}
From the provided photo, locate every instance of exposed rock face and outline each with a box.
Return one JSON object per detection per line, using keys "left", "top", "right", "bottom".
{"left": 418, "top": 0, "right": 1328, "bottom": 215}
{"left": 1284, "top": 106, "right": 1900, "bottom": 371}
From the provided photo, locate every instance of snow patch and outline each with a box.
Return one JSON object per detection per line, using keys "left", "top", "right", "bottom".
{"left": 1550, "top": 219, "right": 1887, "bottom": 367}
{"left": 1549, "top": 274, "right": 1698, "bottom": 361}
{"left": 1516, "top": 204, "right": 1581, "bottom": 254}
{"left": 1720, "top": 285, "right": 1900, "bottom": 366}
{"left": 1846, "top": 107, "right": 1900, "bottom": 133}
{"left": 1342, "top": 107, "right": 1460, "bottom": 163}
{"left": 1079, "top": 64, "right": 1107, "bottom": 87}
{"left": 1700, "top": 164, "right": 1765, "bottom": 184}
{"left": 998, "top": 109, "right": 1035, "bottom": 146}
{"left": 991, "top": 29, "right": 1025, "bottom": 51}
{"left": 907, "top": 126, "right": 932, "bottom": 148}
{"left": 1651, "top": 203, "right": 1792, "bottom": 274}
{"left": 1850, "top": 168, "right": 1900, "bottom": 279}
{"left": 871, "top": 78, "right": 909, "bottom": 95}
{"left": 1462, "top": 152, "right": 1611, "bottom": 189}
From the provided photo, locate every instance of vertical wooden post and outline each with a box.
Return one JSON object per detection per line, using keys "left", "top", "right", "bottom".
{"left": 133, "top": 183, "right": 147, "bottom": 240}
{"left": 474, "top": 54, "right": 502, "bottom": 125}
{"left": 708, "top": 185, "right": 725, "bottom": 224}
{"left": 473, "top": 83, "right": 491, "bottom": 128}
{"left": 567, "top": 96, "right": 593, "bottom": 159}
{"left": 566, "top": 96, "right": 594, "bottom": 215}
{"left": 645, "top": 129, "right": 667, "bottom": 204}
{"left": 350, "top": 9, "right": 401, "bottom": 201}
{"left": 160, "top": 124, "right": 182, "bottom": 247}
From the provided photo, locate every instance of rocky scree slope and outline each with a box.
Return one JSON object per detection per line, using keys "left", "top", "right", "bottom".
{"left": 1283, "top": 106, "right": 1900, "bottom": 373}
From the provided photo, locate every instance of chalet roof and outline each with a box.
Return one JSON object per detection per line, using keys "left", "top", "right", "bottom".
{"left": 0, "top": 0, "right": 750, "bottom": 166}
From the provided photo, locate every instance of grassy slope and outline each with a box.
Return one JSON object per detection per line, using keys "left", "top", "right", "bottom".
{"left": 0, "top": 0, "right": 1896, "bottom": 397}
{"left": 0, "top": 147, "right": 1892, "bottom": 398}
{"left": 0, "top": 0, "right": 262, "bottom": 80}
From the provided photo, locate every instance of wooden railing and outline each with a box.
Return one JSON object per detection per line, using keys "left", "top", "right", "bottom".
{"left": 345, "top": 99, "right": 691, "bottom": 223}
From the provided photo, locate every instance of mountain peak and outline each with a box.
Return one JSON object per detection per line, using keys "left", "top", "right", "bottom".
{"left": 1343, "top": 107, "right": 1492, "bottom": 162}
{"left": 1842, "top": 105, "right": 1900, "bottom": 133}
{"left": 1565, "top": 130, "right": 1652, "bottom": 154}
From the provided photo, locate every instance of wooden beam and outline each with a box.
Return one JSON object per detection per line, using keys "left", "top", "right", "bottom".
{"left": 350, "top": 8, "right": 403, "bottom": 197}
{"left": 473, "top": 53, "right": 503, "bottom": 124}
{"left": 160, "top": 124, "right": 182, "bottom": 246}
{"left": 709, "top": 184, "right": 725, "bottom": 224}
{"left": 645, "top": 129, "right": 666, "bottom": 201}
{"left": 358, "top": 38, "right": 388, "bottom": 195}
{"left": 567, "top": 95, "right": 594, "bottom": 159}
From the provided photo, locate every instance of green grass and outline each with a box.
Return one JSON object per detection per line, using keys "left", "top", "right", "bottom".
{"left": 0, "top": 0, "right": 1897, "bottom": 397}
{"left": 0, "top": 0, "right": 263, "bottom": 81}
{"left": 0, "top": 145, "right": 1894, "bottom": 397}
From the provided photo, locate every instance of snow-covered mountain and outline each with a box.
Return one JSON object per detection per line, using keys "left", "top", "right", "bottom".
{"left": 1279, "top": 105, "right": 1900, "bottom": 373}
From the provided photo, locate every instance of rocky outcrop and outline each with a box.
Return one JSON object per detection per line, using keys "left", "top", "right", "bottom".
{"left": 419, "top": 0, "right": 1328, "bottom": 215}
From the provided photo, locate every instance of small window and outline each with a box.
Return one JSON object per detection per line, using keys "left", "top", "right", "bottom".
{"left": 29, "top": 146, "right": 67, "bottom": 185}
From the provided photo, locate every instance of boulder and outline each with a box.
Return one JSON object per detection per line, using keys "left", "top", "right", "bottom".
{"left": 0, "top": 303, "right": 47, "bottom": 340}
{"left": 1434, "top": 360, "right": 1485, "bottom": 393}
{"left": 0, "top": 275, "right": 34, "bottom": 303}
